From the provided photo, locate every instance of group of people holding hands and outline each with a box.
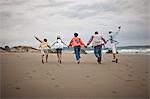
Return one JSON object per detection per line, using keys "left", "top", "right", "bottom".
{"left": 35, "top": 26, "right": 121, "bottom": 64}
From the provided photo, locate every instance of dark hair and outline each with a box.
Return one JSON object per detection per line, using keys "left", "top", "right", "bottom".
{"left": 57, "top": 36, "right": 61, "bottom": 39}
{"left": 95, "top": 31, "right": 98, "bottom": 34}
{"left": 74, "top": 33, "right": 78, "bottom": 37}
{"left": 109, "top": 31, "right": 112, "bottom": 34}
{"left": 44, "top": 39, "right": 47, "bottom": 42}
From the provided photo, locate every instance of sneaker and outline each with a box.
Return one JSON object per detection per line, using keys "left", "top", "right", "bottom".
{"left": 99, "top": 61, "right": 102, "bottom": 64}
{"left": 97, "top": 59, "right": 99, "bottom": 63}
{"left": 112, "top": 60, "right": 115, "bottom": 62}
{"left": 97, "top": 60, "right": 101, "bottom": 64}
{"left": 97, "top": 57, "right": 101, "bottom": 64}
{"left": 77, "top": 60, "right": 80, "bottom": 64}
{"left": 42, "top": 60, "right": 44, "bottom": 64}
{"left": 115, "top": 59, "right": 118, "bottom": 63}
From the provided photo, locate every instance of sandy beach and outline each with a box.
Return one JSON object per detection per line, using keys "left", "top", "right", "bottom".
{"left": 1, "top": 52, "right": 149, "bottom": 99}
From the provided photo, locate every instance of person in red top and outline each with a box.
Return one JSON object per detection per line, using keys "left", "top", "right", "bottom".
{"left": 68, "top": 33, "right": 86, "bottom": 64}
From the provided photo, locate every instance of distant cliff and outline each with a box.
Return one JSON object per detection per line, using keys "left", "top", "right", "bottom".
{"left": 0, "top": 46, "right": 87, "bottom": 54}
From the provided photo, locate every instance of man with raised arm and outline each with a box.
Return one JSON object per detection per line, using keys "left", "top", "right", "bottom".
{"left": 106, "top": 26, "right": 121, "bottom": 63}
{"left": 35, "top": 36, "right": 51, "bottom": 64}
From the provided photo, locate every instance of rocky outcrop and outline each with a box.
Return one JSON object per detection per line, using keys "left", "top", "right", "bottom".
{"left": 10, "top": 46, "right": 40, "bottom": 53}
{"left": 0, "top": 47, "right": 6, "bottom": 52}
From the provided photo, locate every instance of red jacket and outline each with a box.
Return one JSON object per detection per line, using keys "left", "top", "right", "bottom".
{"left": 69, "top": 37, "right": 85, "bottom": 47}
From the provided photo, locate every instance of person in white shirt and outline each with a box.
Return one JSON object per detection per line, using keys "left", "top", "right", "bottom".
{"left": 87, "top": 31, "right": 106, "bottom": 64}
{"left": 35, "top": 36, "right": 51, "bottom": 64}
{"left": 51, "top": 36, "right": 67, "bottom": 64}
{"left": 106, "top": 26, "right": 121, "bottom": 63}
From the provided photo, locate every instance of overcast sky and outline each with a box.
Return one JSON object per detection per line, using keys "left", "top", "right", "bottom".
{"left": 0, "top": 0, "right": 149, "bottom": 48}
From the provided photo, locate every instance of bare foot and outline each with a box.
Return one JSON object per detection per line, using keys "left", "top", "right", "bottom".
{"left": 42, "top": 60, "right": 44, "bottom": 64}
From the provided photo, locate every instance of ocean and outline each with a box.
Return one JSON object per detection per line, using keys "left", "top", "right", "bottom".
{"left": 62, "top": 45, "right": 150, "bottom": 55}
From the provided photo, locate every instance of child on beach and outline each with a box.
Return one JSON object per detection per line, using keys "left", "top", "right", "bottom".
{"left": 106, "top": 26, "right": 121, "bottom": 63}
{"left": 35, "top": 36, "right": 51, "bottom": 64}
{"left": 87, "top": 31, "right": 106, "bottom": 64}
{"left": 68, "top": 33, "right": 86, "bottom": 64}
{"left": 51, "top": 36, "right": 67, "bottom": 64}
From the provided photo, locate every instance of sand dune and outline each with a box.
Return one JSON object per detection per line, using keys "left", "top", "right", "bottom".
{"left": 1, "top": 52, "right": 149, "bottom": 99}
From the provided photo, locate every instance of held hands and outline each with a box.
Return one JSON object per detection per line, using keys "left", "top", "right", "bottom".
{"left": 118, "top": 26, "right": 121, "bottom": 29}
{"left": 84, "top": 45, "right": 87, "bottom": 48}
{"left": 106, "top": 40, "right": 109, "bottom": 43}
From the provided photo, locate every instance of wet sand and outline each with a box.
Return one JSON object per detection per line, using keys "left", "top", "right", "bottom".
{"left": 1, "top": 52, "right": 149, "bottom": 99}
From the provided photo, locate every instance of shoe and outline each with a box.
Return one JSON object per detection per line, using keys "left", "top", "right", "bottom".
{"left": 97, "top": 57, "right": 101, "bottom": 64}
{"left": 42, "top": 60, "right": 44, "bottom": 64}
{"left": 77, "top": 60, "right": 80, "bottom": 64}
{"left": 112, "top": 60, "right": 115, "bottom": 62}
{"left": 99, "top": 61, "right": 101, "bottom": 64}
{"left": 115, "top": 59, "right": 118, "bottom": 63}
{"left": 60, "top": 61, "right": 62, "bottom": 64}
{"left": 97, "top": 58, "right": 99, "bottom": 62}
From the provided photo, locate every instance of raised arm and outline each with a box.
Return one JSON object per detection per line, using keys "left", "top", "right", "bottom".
{"left": 47, "top": 44, "right": 51, "bottom": 49}
{"left": 51, "top": 41, "right": 57, "bottom": 47}
{"left": 101, "top": 37, "right": 107, "bottom": 44}
{"left": 68, "top": 38, "right": 73, "bottom": 47}
{"left": 87, "top": 36, "right": 94, "bottom": 46}
{"left": 115, "top": 26, "right": 121, "bottom": 35}
{"left": 34, "top": 35, "right": 42, "bottom": 43}
{"left": 61, "top": 40, "right": 68, "bottom": 46}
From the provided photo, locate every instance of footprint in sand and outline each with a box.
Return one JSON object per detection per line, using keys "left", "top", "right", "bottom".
{"left": 28, "top": 76, "right": 32, "bottom": 79}
{"left": 128, "top": 74, "right": 133, "bottom": 77}
{"left": 144, "top": 71, "right": 148, "bottom": 74}
{"left": 140, "top": 83, "right": 147, "bottom": 87}
{"left": 16, "top": 87, "right": 21, "bottom": 90}
{"left": 125, "top": 65, "right": 129, "bottom": 67}
{"left": 126, "top": 68, "right": 129, "bottom": 71}
{"left": 130, "top": 71, "right": 134, "bottom": 73}
{"left": 46, "top": 73, "right": 52, "bottom": 76}
{"left": 15, "top": 80, "right": 20, "bottom": 83}
{"left": 112, "top": 91, "right": 117, "bottom": 94}
{"left": 26, "top": 72, "right": 30, "bottom": 75}
{"left": 33, "top": 70, "right": 36, "bottom": 72}
{"left": 129, "top": 66, "right": 133, "bottom": 69}
{"left": 142, "top": 78, "right": 146, "bottom": 81}
{"left": 85, "top": 75, "right": 90, "bottom": 78}
{"left": 51, "top": 78, "right": 55, "bottom": 80}
{"left": 54, "top": 85, "right": 60, "bottom": 88}
{"left": 125, "top": 79, "right": 134, "bottom": 82}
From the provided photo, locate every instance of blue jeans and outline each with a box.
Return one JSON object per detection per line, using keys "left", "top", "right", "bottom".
{"left": 94, "top": 45, "right": 102, "bottom": 58}
{"left": 74, "top": 46, "right": 81, "bottom": 61}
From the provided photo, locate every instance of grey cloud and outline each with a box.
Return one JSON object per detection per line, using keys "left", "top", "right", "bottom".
{"left": 0, "top": 0, "right": 149, "bottom": 46}
{"left": 0, "top": 11, "right": 13, "bottom": 28}
{"left": 0, "top": 0, "right": 30, "bottom": 6}
{"left": 0, "top": 11, "right": 31, "bottom": 29}
{"left": 60, "top": 0, "right": 148, "bottom": 19}
{"left": 28, "top": 0, "right": 74, "bottom": 10}
{"left": 60, "top": 1, "right": 122, "bottom": 19}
